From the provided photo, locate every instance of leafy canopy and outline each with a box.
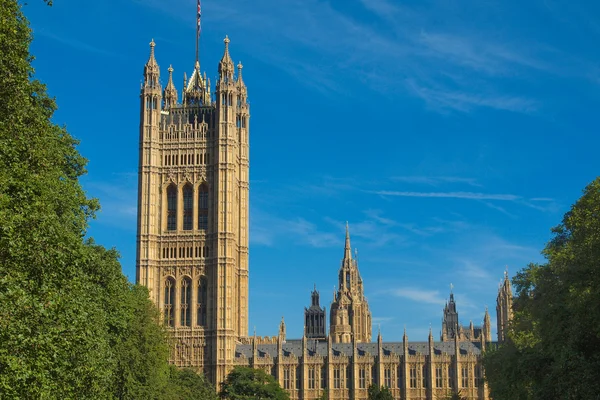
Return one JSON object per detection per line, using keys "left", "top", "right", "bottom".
{"left": 483, "top": 178, "right": 600, "bottom": 400}
{"left": 220, "top": 367, "right": 290, "bottom": 400}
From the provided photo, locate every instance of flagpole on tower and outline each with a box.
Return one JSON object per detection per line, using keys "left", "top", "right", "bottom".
{"left": 196, "top": 0, "right": 201, "bottom": 64}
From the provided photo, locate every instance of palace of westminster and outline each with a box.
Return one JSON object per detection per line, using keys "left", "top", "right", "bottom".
{"left": 135, "top": 20, "right": 514, "bottom": 400}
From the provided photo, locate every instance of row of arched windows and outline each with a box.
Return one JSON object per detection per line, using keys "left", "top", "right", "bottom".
{"left": 164, "top": 152, "right": 210, "bottom": 166}
{"left": 164, "top": 276, "right": 208, "bottom": 327}
{"left": 166, "top": 183, "right": 209, "bottom": 231}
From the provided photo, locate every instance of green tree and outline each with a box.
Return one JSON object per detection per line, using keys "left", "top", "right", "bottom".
{"left": 219, "top": 367, "right": 289, "bottom": 400}
{"left": 367, "top": 384, "right": 393, "bottom": 400}
{"left": 484, "top": 178, "right": 600, "bottom": 399}
{"left": 165, "top": 366, "right": 218, "bottom": 400}
{"left": 0, "top": 1, "right": 195, "bottom": 398}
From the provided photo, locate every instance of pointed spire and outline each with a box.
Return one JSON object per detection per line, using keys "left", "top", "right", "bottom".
{"left": 344, "top": 221, "right": 352, "bottom": 260}
{"left": 403, "top": 326, "right": 408, "bottom": 342}
{"left": 147, "top": 39, "right": 157, "bottom": 65}
{"left": 237, "top": 61, "right": 244, "bottom": 83}
{"left": 164, "top": 65, "right": 178, "bottom": 107}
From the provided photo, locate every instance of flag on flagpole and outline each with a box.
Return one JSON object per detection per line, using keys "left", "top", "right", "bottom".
{"left": 197, "top": 0, "right": 202, "bottom": 35}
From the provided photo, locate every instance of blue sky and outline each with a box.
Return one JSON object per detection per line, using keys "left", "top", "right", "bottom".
{"left": 25, "top": 0, "right": 600, "bottom": 341}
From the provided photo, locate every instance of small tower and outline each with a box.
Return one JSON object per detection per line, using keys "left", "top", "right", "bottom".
{"left": 496, "top": 270, "right": 513, "bottom": 342}
{"left": 483, "top": 307, "right": 492, "bottom": 342}
{"left": 329, "top": 223, "right": 372, "bottom": 343}
{"left": 163, "top": 65, "right": 178, "bottom": 109}
{"left": 305, "top": 285, "right": 326, "bottom": 340}
{"left": 441, "top": 286, "right": 459, "bottom": 341}
{"left": 279, "top": 316, "right": 286, "bottom": 342}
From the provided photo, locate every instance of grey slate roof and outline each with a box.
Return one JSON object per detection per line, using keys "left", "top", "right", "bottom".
{"left": 235, "top": 339, "right": 485, "bottom": 359}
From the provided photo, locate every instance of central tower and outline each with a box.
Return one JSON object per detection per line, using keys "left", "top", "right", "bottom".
{"left": 136, "top": 33, "right": 250, "bottom": 385}
{"left": 329, "top": 224, "right": 372, "bottom": 343}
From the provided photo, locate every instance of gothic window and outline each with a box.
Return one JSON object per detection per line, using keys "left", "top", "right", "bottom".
{"left": 198, "top": 184, "right": 208, "bottom": 230}
{"left": 181, "top": 277, "right": 192, "bottom": 326}
{"left": 183, "top": 184, "right": 193, "bottom": 230}
{"left": 409, "top": 367, "right": 417, "bottom": 388}
{"left": 474, "top": 365, "right": 482, "bottom": 387}
{"left": 167, "top": 184, "right": 177, "bottom": 231}
{"left": 197, "top": 276, "right": 207, "bottom": 326}
{"left": 283, "top": 368, "right": 290, "bottom": 389}
{"left": 436, "top": 366, "right": 443, "bottom": 388}
{"left": 422, "top": 365, "right": 428, "bottom": 388}
{"left": 371, "top": 365, "right": 377, "bottom": 385}
{"left": 461, "top": 366, "right": 469, "bottom": 388}
{"left": 448, "top": 365, "right": 454, "bottom": 389}
{"left": 164, "top": 277, "right": 175, "bottom": 327}
{"left": 359, "top": 367, "right": 366, "bottom": 389}
{"left": 333, "top": 367, "right": 340, "bottom": 389}
{"left": 346, "top": 271, "right": 350, "bottom": 289}
{"left": 384, "top": 367, "right": 392, "bottom": 388}
{"left": 321, "top": 366, "right": 326, "bottom": 389}
{"left": 308, "top": 367, "right": 316, "bottom": 389}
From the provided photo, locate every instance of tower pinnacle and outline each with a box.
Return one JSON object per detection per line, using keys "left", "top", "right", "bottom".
{"left": 344, "top": 222, "right": 351, "bottom": 260}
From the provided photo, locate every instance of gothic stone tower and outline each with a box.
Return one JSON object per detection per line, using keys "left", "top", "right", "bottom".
{"left": 496, "top": 271, "right": 513, "bottom": 342}
{"left": 136, "top": 37, "right": 249, "bottom": 385}
{"left": 304, "top": 285, "right": 326, "bottom": 340}
{"left": 329, "top": 224, "right": 372, "bottom": 343}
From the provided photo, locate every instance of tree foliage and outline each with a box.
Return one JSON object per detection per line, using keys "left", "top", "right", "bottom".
{"left": 219, "top": 367, "right": 289, "bottom": 400}
{"left": 0, "top": 1, "right": 215, "bottom": 399}
{"left": 483, "top": 178, "right": 600, "bottom": 399}
{"left": 367, "top": 384, "right": 393, "bottom": 400}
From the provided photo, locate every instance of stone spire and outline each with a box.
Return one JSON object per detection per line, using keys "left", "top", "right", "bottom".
{"left": 496, "top": 269, "right": 513, "bottom": 342}
{"left": 163, "top": 65, "right": 178, "bottom": 108}
{"left": 218, "top": 35, "right": 234, "bottom": 82}
{"left": 143, "top": 39, "right": 160, "bottom": 88}
{"left": 344, "top": 221, "right": 352, "bottom": 261}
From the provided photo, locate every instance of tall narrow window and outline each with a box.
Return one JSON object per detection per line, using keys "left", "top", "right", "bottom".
{"left": 372, "top": 365, "right": 377, "bottom": 386}
{"left": 198, "top": 184, "right": 208, "bottom": 230}
{"left": 167, "top": 185, "right": 177, "bottom": 231}
{"left": 359, "top": 368, "right": 366, "bottom": 389}
{"left": 321, "top": 366, "right": 326, "bottom": 389}
{"left": 181, "top": 277, "right": 191, "bottom": 326}
{"left": 461, "top": 366, "right": 469, "bottom": 388}
{"left": 346, "top": 271, "right": 351, "bottom": 289}
{"left": 164, "top": 277, "right": 175, "bottom": 327}
{"left": 197, "top": 276, "right": 207, "bottom": 326}
{"left": 384, "top": 368, "right": 392, "bottom": 388}
{"left": 308, "top": 367, "right": 315, "bottom": 389}
{"left": 448, "top": 365, "right": 454, "bottom": 389}
{"left": 333, "top": 368, "right": 340, "bottom": 389}
{"left": 422, "top": 365, "right": 428, "bottom": 388}
{"left": 410, "top": 367, "right": 417, "bottom": 388}
{"left": 474, "top": 365, "right": 482, "bottom": 387}
{"left": 183, "top": 185, "right": 193, "bottom": 230}
{"left": 436, "top": 366, "right": 443, "bottom": 388}
{"left": 284, "top": 368, "right": 290, "bottom": 389}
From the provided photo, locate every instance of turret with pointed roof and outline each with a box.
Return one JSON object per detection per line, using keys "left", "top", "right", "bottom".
{"left": 496, "top": 269, "right": 513, "bottom": 342}
{"left": 329, "top": 223, "right": 372, "bottom": 343}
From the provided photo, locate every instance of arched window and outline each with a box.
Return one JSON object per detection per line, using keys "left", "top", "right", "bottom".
{"left": 198, "top": 184, "right": 208, "bottom": 230}
{"left": 164, "top": 277, "right": 175, "bottom": 327}
{"left": 167, "top": 184, "right": 177, "bottom": 231}
{"left": 197, "top": 276, "right": 208, "bottom": 326}
{"left": 181, "top": 277, "right": 192, "bottom": 326}
{"left": 183, "top": 184, "right": 193, "bottom": 230}
{"left": 346, "top": 271, "right": 351, "bottom": 289}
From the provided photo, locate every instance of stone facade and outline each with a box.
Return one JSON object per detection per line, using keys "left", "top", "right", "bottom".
{"left": 136, "top": 25, "right": 514, "bottom": 399}
{"left": 136, "top": 36, "right": 249, "bottom": 385}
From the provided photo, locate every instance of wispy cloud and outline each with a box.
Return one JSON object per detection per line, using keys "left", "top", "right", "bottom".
{"left": 369, "top": 190, "right": 520, "bottom": 201}
{"left": 250, "top": 209, "right": 339, "bottom": 248}
{"left": 37, "top": 30, "right": 116, "bottom": 57}
{"left": 389, "top": 288, "right": 447, "bottom": 306}
{"left": 134, "top": 0, "right": 570, "bottom": 113}
{"left": 391, "top": 176, "right": 482, "bottom": 187}
{"left": 85, "top": 175, "right": 138, "bottom": 231}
